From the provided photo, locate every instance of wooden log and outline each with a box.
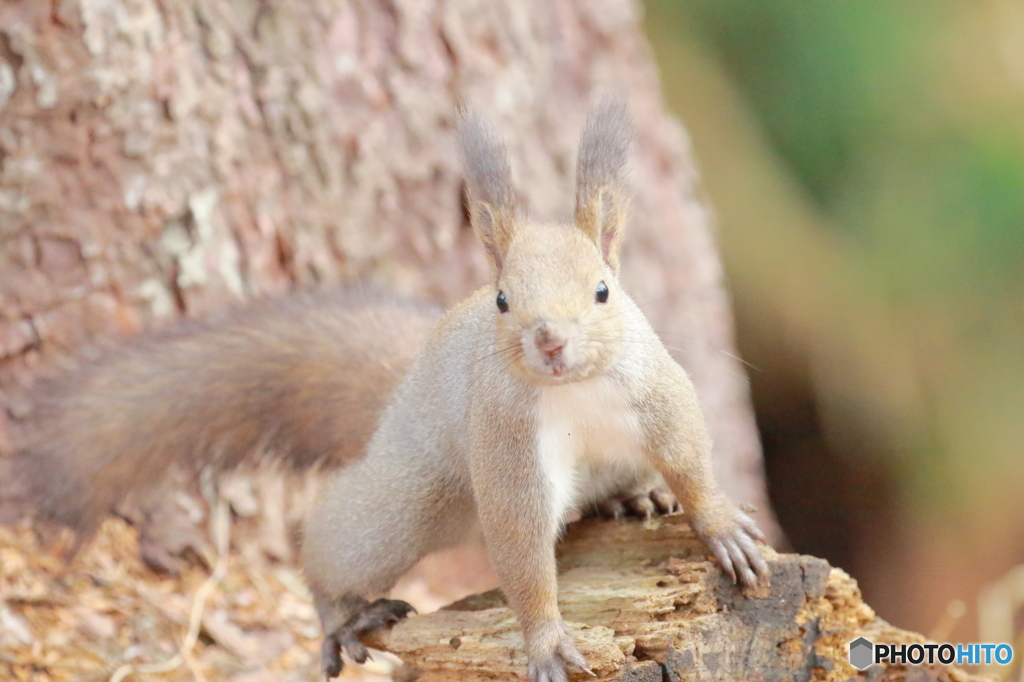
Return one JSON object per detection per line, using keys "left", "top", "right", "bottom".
{"left": 367, "top": 515, "right": 991, "bottom": 682}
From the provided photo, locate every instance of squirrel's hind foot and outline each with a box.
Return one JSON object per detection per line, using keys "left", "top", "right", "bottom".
{"left": 591, "top": 485, "right": 681, "bottom": 520}
{"left": 321, "top": 598, "right": 416, "bottom": 679}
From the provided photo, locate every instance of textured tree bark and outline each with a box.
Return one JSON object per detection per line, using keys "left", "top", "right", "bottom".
{"left": 0, "top": 0, "right": 777, "bottom": 538}
{"left": 368, "top": 516, "right": 988, "bottom": 682}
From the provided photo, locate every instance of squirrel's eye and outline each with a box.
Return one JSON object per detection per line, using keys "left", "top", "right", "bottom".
{"left": 496, "top": 291, "right": 509, "bottom": 313}
{"left": 595, "top": 281, "right": 609, "bottom": 304}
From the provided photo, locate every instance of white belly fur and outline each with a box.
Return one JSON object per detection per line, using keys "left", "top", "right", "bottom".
{"left": 537, "top": 374, "right": 645, "bottom": 518}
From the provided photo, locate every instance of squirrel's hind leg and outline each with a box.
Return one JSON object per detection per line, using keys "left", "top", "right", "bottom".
{"left": 302, "top": 456, "right": 475, "bottom": 679}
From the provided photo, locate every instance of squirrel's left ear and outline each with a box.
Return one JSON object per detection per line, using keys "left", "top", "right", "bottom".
{"left": 457, "top": 107, "right": 518, "bottom": 277}
{"left": 574, "top": 96, "right": 634, "bottom": 274}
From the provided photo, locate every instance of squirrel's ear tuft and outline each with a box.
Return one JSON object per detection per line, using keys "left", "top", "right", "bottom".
{"left": 574, "top": 95, "right": 634, "bottom": 273}
{"left": 457, "top": 107, "right": 517, "bottom": 275}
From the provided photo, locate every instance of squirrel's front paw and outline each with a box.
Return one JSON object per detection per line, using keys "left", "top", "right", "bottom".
{"left": 527, "top": 624, "right": 593, "bottom": 682}
{"left": 690, "top": 498, "right": 770, "bottom": 589}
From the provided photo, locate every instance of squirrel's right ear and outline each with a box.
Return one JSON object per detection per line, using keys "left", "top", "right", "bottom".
{"left": 457, "top": 108, "right": 517, "bottom": 275}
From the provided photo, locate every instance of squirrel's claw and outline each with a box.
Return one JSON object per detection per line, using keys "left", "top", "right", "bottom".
{"left": 527, "top": 629, "right": 592, "bottom": 682}
{"left": 707, "top": 536, "right": 737, "bottom": 582}
{"left": 321, "top": 598, "right": 416, "bottom": 679}
{"left": 624, "top": 494, "right": 656, "bottom": 519}
{"left": 692, "top": 500, "right": 771, "bottom": 590}
{"left": 527, "top": 652, "right": 588, "bottom": 682}
{"left": 650, "top": 488, "right": 682, "bottom": 515}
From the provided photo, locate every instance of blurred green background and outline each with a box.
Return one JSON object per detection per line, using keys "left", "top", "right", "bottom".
{"left": 643, "top": 0, "right": 1023, "bottom": 648}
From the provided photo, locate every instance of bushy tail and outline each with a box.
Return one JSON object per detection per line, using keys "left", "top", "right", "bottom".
{"left": 5, "top": 289, "right": 442, "bottom": 540}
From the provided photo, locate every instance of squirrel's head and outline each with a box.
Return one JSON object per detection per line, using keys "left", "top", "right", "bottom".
{"left": 458, "top": 97, "right": 634, "bottom": 385}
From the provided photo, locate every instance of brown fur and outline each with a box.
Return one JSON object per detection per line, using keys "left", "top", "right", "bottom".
{"left": 6, "top": 289, "right": 442, "bottom": 540}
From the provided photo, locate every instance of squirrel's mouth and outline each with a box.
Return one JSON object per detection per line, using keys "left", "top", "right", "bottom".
{"left": 517, "top": 358, "right": 590, "bottom": 386}
{"left": 537, "top": 353, "right": 570, "bottom": 377}
{"left": 517, "top": 354, "right": 572, "bottom": 382}
{"left": 537, "top": 357, "right": 582, "bottom": 382}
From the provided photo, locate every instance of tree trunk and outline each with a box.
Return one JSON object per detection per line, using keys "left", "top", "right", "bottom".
{"left": 0, "top": 0, "right": 777, "bottom": 538}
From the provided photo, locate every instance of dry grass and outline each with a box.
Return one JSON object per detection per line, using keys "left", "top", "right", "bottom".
{"left": 0, "top": 515, "right": 397, "bottom": 682}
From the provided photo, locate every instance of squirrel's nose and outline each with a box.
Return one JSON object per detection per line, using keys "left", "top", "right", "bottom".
{"left": 534, "top": 327, "right": 566, "bottom": 359}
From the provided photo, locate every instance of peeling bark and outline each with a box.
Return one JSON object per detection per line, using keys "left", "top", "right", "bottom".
{"left": 368, "top": 516, "right": 989, "bottom": 682}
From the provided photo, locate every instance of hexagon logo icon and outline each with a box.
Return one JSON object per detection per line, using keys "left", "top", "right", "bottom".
{"left": 849, "top": 637, "right": 874, "bottom": 670}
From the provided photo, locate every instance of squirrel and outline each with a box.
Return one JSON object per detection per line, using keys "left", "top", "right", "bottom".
{"left": 3, "top": 96, "right": 769, "bottom": 682}
{"left": 301, "top": 97, "right": 769, "bottom": 682}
